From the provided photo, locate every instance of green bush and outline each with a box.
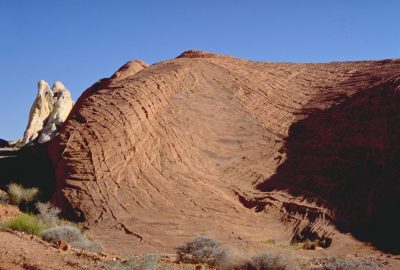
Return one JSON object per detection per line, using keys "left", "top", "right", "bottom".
{"left": 7, "top": 183, "right": 39, "bottom": 205}
{"left": 4, "top": 214, "right": 43, "bottom": 235}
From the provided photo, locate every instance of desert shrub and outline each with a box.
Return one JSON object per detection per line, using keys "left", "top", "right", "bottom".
{"left": 7, "top": 183, "right": 39, "bottom": 206}
{"left": 103, "top": 255, "right": 161, "bottom": 270}
{"left": 318, "top": 258, "right": 379, "bottom": 270}
{"left": 237, "top": 253, "right": 300, "bottom": 270}
{"left": 36, "top": 202, "right": 60, "bottom": 227}
{"left": 3, "top": 214, "right": 43, "bottom": 235}
{"left": 41, "top": 225, "right": 102, "bottom": 252}
{"left": 0, "top": 189, "right": 8, "bottom": 204}
{"left": 176, "top": 236, "right": 228, "bottom": 267}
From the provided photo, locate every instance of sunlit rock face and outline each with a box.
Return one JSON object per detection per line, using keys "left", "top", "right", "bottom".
{"left": 22, "top": 80, "right": 74, "bottom": 145}
{"left": 48, "top": 52, "right": 400, "bottom": 253}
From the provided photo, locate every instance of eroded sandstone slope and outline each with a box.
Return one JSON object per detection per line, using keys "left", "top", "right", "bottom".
{"left": 49, "top": 51, "right": 400, "bottom": 254}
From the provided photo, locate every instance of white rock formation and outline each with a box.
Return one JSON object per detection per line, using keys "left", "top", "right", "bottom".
{"left": 22, "top": 80, "right": 74, "bottom": 145}
{"left": 22, "top": 80, "right": 54, "bottom": 144}
{"left": 38, "top": 82, "right": 74, "bottom": 143}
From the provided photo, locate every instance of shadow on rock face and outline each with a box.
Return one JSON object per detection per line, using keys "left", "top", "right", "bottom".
{"left": 257, "top": 76, "right": 400, "bottom": 254}
{"left": 0, "top": 139, "right": 8, "bottom": 148}
{"left": 0, "top": 143, "right": 55, "bottom": 201}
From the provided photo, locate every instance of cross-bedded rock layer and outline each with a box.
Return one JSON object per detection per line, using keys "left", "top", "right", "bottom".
{"left": 49, "top": 51, "right": 400, "bottom": 253}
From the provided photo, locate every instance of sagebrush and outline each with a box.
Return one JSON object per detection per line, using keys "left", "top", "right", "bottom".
{"left": 36, "top": 202, "right": 61, "bottom": 227}
{"left": 176, "top": 236, "right": 228, "bottom": 267}
{"left": 41, "top": 225, "right": 102, "bottom": 251}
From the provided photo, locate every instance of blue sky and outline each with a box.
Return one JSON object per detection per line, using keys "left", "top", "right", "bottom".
{"left": 0, "top": 0, "right": 399, "bottom": 140}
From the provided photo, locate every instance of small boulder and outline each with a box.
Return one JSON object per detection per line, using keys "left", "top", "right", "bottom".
{"left": 54, "top": 240, "right": 71, "bottom": 251}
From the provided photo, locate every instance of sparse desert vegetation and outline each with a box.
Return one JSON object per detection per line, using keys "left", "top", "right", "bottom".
{"left": 235, "top": 252, "right": 301, "bottom": 270}
{"left": 176, "top": 236, "right": 228, "bottom": 267}
{"left": 36, "top": 201, "right": 61, "bottom": 227}
{"left": 172, "top": 236, "right": 387, "bottom": 270}
{"left": 0, "top": 184, "right": 101, "bottom": 252}
{"left": 102, "top": 255, "right": 161, "bottom": 270}
{"left": 0, "top": 189, "right": 8, "bottom": 204}
{"left": 2, "top": 213, "right": 43, "bottom": 235}
{"left": 7, "top": 183, "right": 39, "bottom": 205}
{"left": 42, "top": 225, "right": 101, "bottom": 252}
{"left": 314, "top": 257, "right": 380, "bottom": 270}
{"left": 176, "top": 236, "right": 310, "bottom": 270}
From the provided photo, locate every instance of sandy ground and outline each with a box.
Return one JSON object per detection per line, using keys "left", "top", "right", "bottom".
{"left": 1, "top": 204, "right": 400, "bottom": 269}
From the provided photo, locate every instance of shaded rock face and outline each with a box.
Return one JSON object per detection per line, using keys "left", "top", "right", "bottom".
{"left": 258, "top": 76, "right": 400, "bottom": 252}
{"left": 49, "top": 52, "right": 400, "bottom": 253}
{"left": 0, "top": 143, "right": 55, "bottom": 201}
{"left": 0, "top": 139, "right": 8, "bottom": 148}
{"left": 23, "top": 80, "right": 74, "bottom": 145}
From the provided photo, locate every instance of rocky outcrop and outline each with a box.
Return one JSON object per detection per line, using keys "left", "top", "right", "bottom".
{"left": 38, "top": 82, "right": 74, "bottom": 143}
{"left": 22, "top": 80, "right": 73, "bottom": 145}
{"left": 111, "top": 60, "right": 149, "bottom": 80}
{"left": 22, "top": 80, "right": 54, "bottom": 145}
{"left": 49, "top": 52, "right": 400, "bottom": 253}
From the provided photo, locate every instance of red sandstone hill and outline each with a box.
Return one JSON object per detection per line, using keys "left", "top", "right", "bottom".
{"left": 48, "top": 51, "right": 400, "bottom": 256}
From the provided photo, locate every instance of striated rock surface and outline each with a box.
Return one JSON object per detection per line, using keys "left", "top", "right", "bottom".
{"left": 111, "top": 60, "right": 149, "bottom": 80}
{"left": 23, "top": 80, "right": 74, "bottom": 145}
{"left": 49, "top": 51, "right": 400, "bottom": 253}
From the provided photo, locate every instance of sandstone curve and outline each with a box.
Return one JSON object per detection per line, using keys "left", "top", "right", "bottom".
{"left": 49, "top": 52, "right": 400, "bottom": 253}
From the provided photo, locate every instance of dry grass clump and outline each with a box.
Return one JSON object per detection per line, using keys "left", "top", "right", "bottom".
{"left": 36, "top": 202, "right": 61, "bottom": 227}
{"left": 233, "top": 252, "right": 302, "bottom": 270}
{"left": 41, "top": 225, "right": 102, "bottom": 252}
{"left": 0, "top": 189, "right": 8, "bottom": 204}
{"left": 102, "top": 255, "right": 161, "bottom": 270}
{"left": 176, "top": 236, "right": 229, "bottom": 267}
{"left": 7, "top": 183, "right": 39, "bottom": 206}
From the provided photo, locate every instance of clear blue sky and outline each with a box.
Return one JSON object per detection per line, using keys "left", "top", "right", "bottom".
{"left": 0, "top": 0, "right": 399, "bottom": 140}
